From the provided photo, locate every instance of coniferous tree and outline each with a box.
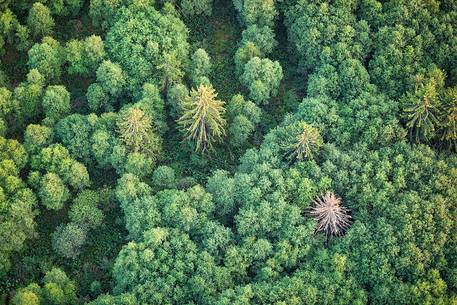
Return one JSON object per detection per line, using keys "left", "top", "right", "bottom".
{"left": 178, "top": 84, "right": 226, "bottom": 152}
{"left": 286, "top": 122, "right": 323, "bottom": 162}
{"left": 117, "top": 107, "right": 162, "bottom": 159}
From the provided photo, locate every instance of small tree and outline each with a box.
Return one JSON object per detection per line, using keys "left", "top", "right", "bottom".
{"left": 190, "top": 48, "right": 211, "bottom": 86}
{"left": 178, "top": 84, "right": 226, "bottom": 152}
{"left": 39, "top": 172, "right": 69, "bottom": 210}
{"left": 66, "top": 35, "right": 105, "bottom": 76}
{"left": 27, "top": 37, "right": 63, "bottom": 82}
{"left": 241, "top": 57, "right": 283, "bottom": 105}
{"left": 181, "top": 0, "right": 213, "bottom": 16}
{"left": 439, "top": 87, "right": 457, "bottom": 148}
{"left": 52, "top": 223, "right": 87, "bottom": 258}
{"left": 156, "top": 52, "right": 184, "bottom": 91}
{"left": 69, "top": 190, "right": 103, "bottom": 230}
{"left": 310, "top": 192, "right": 351, "bottom": 238}
{"left": 403, "top": 69, "right": 444, "bottom": 142}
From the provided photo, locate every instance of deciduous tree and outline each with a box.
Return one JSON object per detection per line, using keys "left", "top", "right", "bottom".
{"left": 27, "top": 3, "right": 54, "bottom": 39}
{"left": 241, "top": 57, "right": 283, "bottom": 105}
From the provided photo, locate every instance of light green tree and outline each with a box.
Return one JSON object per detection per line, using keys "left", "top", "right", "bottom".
{"left": 178, "top": 85, "right": 226, "bottom": 152}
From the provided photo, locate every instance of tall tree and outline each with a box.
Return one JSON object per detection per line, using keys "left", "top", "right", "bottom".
{"left": 178, "top": 85, "right": 226, "bottom": 152}
{"left": 105, "top": 2, "right": 189, "bottom": 95}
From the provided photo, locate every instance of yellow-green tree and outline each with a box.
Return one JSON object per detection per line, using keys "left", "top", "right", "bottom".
{"left": 117, "top": 107, "right": 162, "bottom": 159}
{"left": 178, "top": 85, "right": 226, "bottom": 152}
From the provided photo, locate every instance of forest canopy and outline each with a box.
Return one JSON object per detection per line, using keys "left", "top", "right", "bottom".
{"left": 0, "top": 0, "right": 456, "bottom": 304}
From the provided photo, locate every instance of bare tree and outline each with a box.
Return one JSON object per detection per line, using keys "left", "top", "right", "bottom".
{"left": 310, "top": 192, "right": 351, "bottom": 238}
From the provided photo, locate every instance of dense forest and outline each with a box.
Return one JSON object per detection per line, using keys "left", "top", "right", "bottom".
{"left": 0, "top": 0, "right": 456, "bottom": 304}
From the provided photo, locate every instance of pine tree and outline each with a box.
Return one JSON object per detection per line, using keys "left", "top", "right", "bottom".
{"left": 403, "top": 70, "right": 444, "bottom": 142}
{"left": 117, "top": 107, "right": 162, "bottom": 158}
{"left": 178, "top": 85, "right": 226, "bottom": 152}
{"left": 287, "top": 122, "right": 323, "bottom": 162}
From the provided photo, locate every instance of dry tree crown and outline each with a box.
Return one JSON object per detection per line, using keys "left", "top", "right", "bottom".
{"left": 310, "top": 192, "right": 351, "bottom": 237}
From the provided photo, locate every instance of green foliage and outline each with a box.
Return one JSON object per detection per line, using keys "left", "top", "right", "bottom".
{"left": 156, "top": 51, "right": 185, "bottom": 91}
{"left": 235, "top": 0, "right": 277, "bottom": 28}
{"left": 181, "top": 0, "right": 213, "bottom": 16}
{"left": 66, "top": 35, "right": 105, "bottom": 76}
{"left": 136, "top": 83, "right": 167, "bottom": 134}
{"left": 69, "top": 190, "right": 103, "bottom": 230}
{"left": 285, "top": 1, "right": 370, "bottom": 72}
{"left": 240, "top": 57, "right": 283, "bottom": 105}
{"left": 0, "top": 87, "right": 13, "bottom": 135}
{"left": 117, "top": 107, "right": 162, "bottom": 160}
{"left": 24, "top": 124, "right": 53, "bottom": 155}
{"left": 55, "top": 114, "right": 94, "bottom": 164}
{"left": 87, "top": 293, "right": 137, "bottom": 305}
{"left": 87, "top": 83, "right": 110, "bottom": 113}
{"left": 96, "top": 60, "right": 125, "bottom": 97}
{"left": 12, "top": 268, "right": 78, "bottom": 305}
{"left": 440, "top": 87, "right": 457, "bottom": 147}
{"left": 27, "top": 3, "right": 54, "bottom": 39}
{"left": 31, "top": 144, "right": 90, "bottom": 189}
{"left": 0, "top": 8, "right": 18, "bottom": 48}
{"left": 27, "top": 37, "right": 63, "bottom": 82}
{"left": 151, "top": 165, "right": 176, "bottom": 190}
{"left": 178, "top": 84, "right": 226, "bottom": 152}
{"left": 13, "top": 69, "right": 45, "bottom": 124}
{"left": 277, "top": 119, "right": 323, "bottom": 162}
{"left": 402, "top": 68, "right": 445, "bottom": 142}
{"left": 105, "top": 2, "right": 189, "bottom": 95}
{"left": 11, "top": 283, "right": 41, "bottom": 305}
{"left": 112, "top": 228, "right": 199, "bottom": 303}
{"left": 3, "top": 0, "right": 457, "bottom": 303}
{"left": 46, "top": 0, "right": 83, "bottom": 17}
{"left": 241, "top": 25, "right": 276, "bottom": 55}
{"left": 39, "top": 172, "right": 69, "bottom": 210}
{"left": 0, "top": 137, "right": 36, "bottom": 276}
{"left": 190, "top": 48, "right": 212, "bottom": 86}
{"left": 124, "top": 152, "right": 154, "bottom": 178}
{"left": 89, "top": 0, "right": 128, "bottom": 30}
{"left": 52, "top": 223, "right": 87, "bottom": 259}
{"left": 167, "top": 83, "right": 189, "bottom": 119}
{"left": 42, "top": 85, "right": 71, "bottom": 126}
{"left": 206, "top": 169, "right": 236, "bottom": 223}
{"left": 226, "top": 94, "right": 261, "bottom": 147}
{"left": 234, "top": 41, "right": 260, "bottom": 76}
